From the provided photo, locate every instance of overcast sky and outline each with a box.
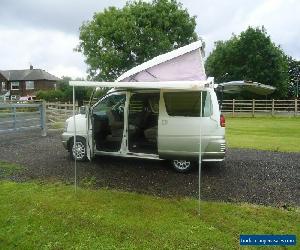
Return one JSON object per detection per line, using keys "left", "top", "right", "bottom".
{"left": 0, "top": 0, "right": 299, "bottom": 79}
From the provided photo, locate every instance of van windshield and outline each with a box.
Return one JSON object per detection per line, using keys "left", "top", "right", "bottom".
{"left": 163, "top": 91, "right": 212, "bottom": 117}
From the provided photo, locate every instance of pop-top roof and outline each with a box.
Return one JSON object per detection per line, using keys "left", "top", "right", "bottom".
{"left": 117, "top": 40, "right": 205, "bottom": 82}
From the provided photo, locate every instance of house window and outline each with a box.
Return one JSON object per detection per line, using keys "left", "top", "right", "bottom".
{"left": 11, "top": 82, "right": 19, "bottom": 90}
{"left": 25, "top": 81, "right": 34, "bottom": 90}
{"left": 1, "top": 82, "right": 6, "bottom": 91}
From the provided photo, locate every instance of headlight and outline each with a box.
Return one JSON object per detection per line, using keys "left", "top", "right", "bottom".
{"left": 64, "top": 121, "right": 69, "bottom": 132}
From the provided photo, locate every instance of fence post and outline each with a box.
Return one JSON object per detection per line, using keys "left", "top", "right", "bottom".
{"left": 41, "top": 101, "right": 47, "bottom": 136}
{"left": 271, "top": 99, "right": 275, "bottom": 116}
{"left": 13, "top": 106, "right": 17, "bottom": 131}
{"left": 65, "top": 102, "right": 67, "bottom": 116}
{"left": 232, "top": 99, "right": 235, "bottom": 117}
{"left": 252, "top": 99, "right": 255, "bottom": 117}
{"left": 295, "top": 99, "right": 298, "bottom": 117}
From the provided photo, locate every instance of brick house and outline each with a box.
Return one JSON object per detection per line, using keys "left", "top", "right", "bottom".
{"left": 0, "top": 65, "right": 60, "bottom": 100}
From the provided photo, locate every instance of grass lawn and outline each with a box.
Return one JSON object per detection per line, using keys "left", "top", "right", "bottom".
{"left": 226, "top": 117, "right": 300, "bottom": 152}
{"left": 0, "top": 117, "right": 300, "bottom": 249}
{"left": 0, "top": 180, "right": 299, "bottom": 250}
{"left": 0, "top": 161, "right": 25, "bottom": 178}
{"left": 48, "top": 121, "right": 65, "bottom": 130}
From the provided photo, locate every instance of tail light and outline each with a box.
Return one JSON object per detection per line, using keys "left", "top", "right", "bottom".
{"left": 220, "top": 114, "right": 225, "bottom": 127}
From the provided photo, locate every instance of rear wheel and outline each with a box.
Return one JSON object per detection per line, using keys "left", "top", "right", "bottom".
{"left": 172, "top": 160, "right": 193, "bottom": 173}
{"left": 69, "top": 137, "right": 87, "bottom": 161}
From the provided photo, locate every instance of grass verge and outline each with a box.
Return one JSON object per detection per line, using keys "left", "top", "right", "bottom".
{"left": 226, "top": 117, "right": 300, "bottom": 152}
{"left": 0, "top": 161, "right": 24, "bottom": 178}
{"left": 0, "top": 181, "right": 299, "bottom": 249}
{"left": 48, "top": 121, "right": 65, "bottom": 130}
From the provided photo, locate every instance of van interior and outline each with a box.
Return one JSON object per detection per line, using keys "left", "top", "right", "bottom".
{"left": 92, "top": 92, "right": 159, "bottom": 154}
{"left": 92, "top": 93, "right": 126, "bottom": 152}
{"left": 128, "top": 92, "right": 159, "bottom": 154}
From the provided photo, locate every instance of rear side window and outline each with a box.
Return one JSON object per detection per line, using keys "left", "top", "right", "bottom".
{"left": 163, "top": 91, "right": 212, "bottom": 117}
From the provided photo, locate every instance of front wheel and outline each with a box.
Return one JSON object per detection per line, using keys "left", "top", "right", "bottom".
{"left": 69, "top": 137, "right": 87, "bottom": 161}
{"left": 171, "top": 160, "right": 193, "bottom": 173}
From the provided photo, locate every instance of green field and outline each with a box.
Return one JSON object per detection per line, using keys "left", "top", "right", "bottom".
{"left": 226, "top": 117, "right": 300, "bottom": 152}
{"left": 1, "top": 118, "right": 300, "bottom": 249}
{"left": 0, "top": 180, "right": 299, "bottom": 250}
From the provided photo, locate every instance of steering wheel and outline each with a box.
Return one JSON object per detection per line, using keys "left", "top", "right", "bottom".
{"left": 118, "top": 104, "right": 124, "bottom": 114}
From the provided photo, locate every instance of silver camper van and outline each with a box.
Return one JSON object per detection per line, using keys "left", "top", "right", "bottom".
{"left": 62, "top": 84, "right": 225, "bottom": 172}
{"left": 61, "top": 41, "right": 275, "bottom": 172}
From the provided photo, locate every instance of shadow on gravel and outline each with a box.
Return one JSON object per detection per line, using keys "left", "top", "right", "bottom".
{"left": 0, "top": 130, "right": 299, "bottom": 207}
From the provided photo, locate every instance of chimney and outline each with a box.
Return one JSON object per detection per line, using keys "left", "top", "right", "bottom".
{"left": 30, "top": 65, "right": 33, "bottom": 70}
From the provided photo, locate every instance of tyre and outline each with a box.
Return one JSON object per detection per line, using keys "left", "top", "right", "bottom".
{"left": 171, "top": 160, "right": 193, "bottom": 173}
{"left": 69, "top": 137, "right": 87, "bottom": 161}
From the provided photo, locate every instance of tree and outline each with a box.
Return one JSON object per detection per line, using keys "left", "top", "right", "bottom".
{"left": 58, "top": 76, "right": 92, "bottom": 105}
{"left": 205, "top": 27, "right": 289, "bottom": 98}
{"left": 287, "top": 57, "right": 300, "bottom": 98}
{"left": 77, "top": 0, "right": 198, "bottom": 81}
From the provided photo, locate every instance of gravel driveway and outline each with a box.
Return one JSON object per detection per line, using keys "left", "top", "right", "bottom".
{"left": 0, "top": 130, "right": 299, "bottom": 207}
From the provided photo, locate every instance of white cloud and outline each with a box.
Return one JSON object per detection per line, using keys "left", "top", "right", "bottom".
{"left": 191, "top": 0, "right": 300, "bottom": 59}
{"left": 0, "top": 0, "right": 299, "bottom": 79}
{"left": 0, "top": 26, "right": 87, "bottom": 79}
{"left": 241, "top": 0, "right": 300, "bottom": 59}
{"left": 0, "top": 0, "right": 127, "bottom": 34}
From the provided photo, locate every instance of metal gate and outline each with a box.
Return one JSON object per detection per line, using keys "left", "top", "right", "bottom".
{"left": 0, "top": 102, "right": 47, "bottom": 136}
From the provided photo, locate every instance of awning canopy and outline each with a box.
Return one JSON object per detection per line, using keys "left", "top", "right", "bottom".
{"left": 69, "top": 78, "right": 214, "bottom": 91}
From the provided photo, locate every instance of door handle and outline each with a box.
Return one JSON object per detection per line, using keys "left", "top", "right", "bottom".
{"left": 162, "top": 119, "right": 168, "bottom": 125}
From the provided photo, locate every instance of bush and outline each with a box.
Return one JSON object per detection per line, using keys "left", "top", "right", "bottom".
{"left": 36, "top": 90, "right": 64, "bottom": 102}
{"left": 36, "top": 77, "right": 109, "bottom": 104}
{"left": 36, "top": 86, "right": 108, "bottom": 104}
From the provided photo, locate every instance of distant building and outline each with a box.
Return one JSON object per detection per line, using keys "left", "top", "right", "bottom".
{"left": 0, "top": 65, "right": 60, "bottom": 100}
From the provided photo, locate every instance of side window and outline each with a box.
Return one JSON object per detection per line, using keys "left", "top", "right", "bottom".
{"left": 129, "top": 93, "right": 159, "bottom": 114}
{"left": 203, "top": 91, "right": 212, "bottom": 117}
{"left": 93, "top": 93, "right": 126, "bottom": 114}
{"left": 163, "top": 91, "right": 212, "bottom": 117}
{"left": 1, "top": 82, "right": 6, "bottom": 91}
{"left": 25, "top": 81, "right": 34, "bottom": 90}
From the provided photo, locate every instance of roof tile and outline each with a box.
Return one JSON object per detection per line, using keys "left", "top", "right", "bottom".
{"left": 0, "top": 69, "right": 60, "bottom": 81}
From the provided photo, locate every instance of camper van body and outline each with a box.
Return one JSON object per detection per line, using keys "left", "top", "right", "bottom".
{"left": 62, "top": 82, "right": 225, "bottom": 171}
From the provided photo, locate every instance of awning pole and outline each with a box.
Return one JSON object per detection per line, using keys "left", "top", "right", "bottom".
{"left": 198, "top": 91, "right": 203, "bottom": 215}
{"left": 73, "top": 86, "right": 77, "bottom": 193}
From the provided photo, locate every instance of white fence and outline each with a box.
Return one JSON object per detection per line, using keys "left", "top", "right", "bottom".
{"left": 221, "top": 99, "right": 299, "bottom": 117}
{"left": 46, "top": 102, "right": 78, "bottom": 123}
